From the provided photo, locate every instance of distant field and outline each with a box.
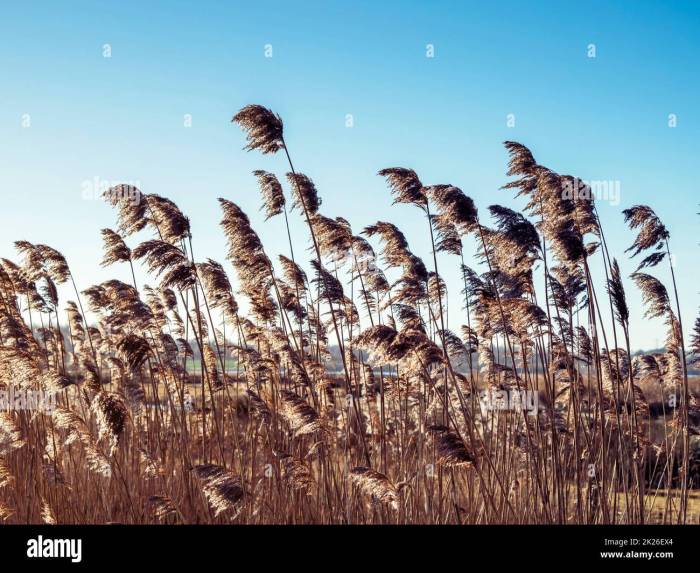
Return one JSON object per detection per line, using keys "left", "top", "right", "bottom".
{"left": 185, "top": 358, "right": 239, "bottom": 373}
{"left": 620, "top": 490, "right": 700, "bottom": 524}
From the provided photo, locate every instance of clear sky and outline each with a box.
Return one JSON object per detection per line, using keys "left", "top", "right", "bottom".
{"left": 0, "top": 0, "right": 698, "bottom": 351}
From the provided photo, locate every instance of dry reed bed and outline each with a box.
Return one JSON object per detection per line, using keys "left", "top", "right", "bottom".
{"left": 0, "top": 105, "right": 699, "bottom": 524}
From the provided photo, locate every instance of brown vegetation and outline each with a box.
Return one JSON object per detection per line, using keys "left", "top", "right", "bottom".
{"left": 0, "top": 105, "right": 699, "bottom": 524}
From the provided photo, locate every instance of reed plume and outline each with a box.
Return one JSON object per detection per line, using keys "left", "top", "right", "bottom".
{"left": 192, "top": 464, "right": 245, "bottom": 518}
{"left": 350, "top": 466, "right": 400, "bottom": 510}
{"left": 232, "top": 104, "right": 284, "bottom": 154}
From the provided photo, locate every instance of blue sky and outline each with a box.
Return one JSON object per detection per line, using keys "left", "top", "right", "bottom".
{"left": 0, "top": 0, "right": 698, "bottom": 350}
